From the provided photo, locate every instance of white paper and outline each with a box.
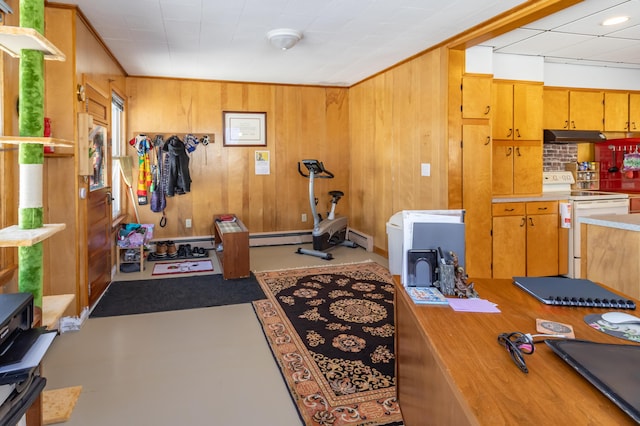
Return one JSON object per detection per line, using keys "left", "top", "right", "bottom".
{"left": 0, "top": 332, "right": 56, "bottom": 374}
{"left": 255, "top": 151, "right": 270, "bottom": 175}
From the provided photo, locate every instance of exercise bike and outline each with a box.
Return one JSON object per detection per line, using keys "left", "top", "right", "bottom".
{"left": 297, "top": 159, "right": 357, "bottom": 260}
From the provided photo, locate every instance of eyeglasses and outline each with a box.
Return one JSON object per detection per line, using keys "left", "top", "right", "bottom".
{"left": 497, "top": 332, "right": 535, "bottom": 373}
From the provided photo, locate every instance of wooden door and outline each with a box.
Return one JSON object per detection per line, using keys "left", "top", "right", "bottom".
{"left": 569, "top": 91, "right": 604, "bottom": 130}
{"left": 462, "top": 124, "right": 492, "bottom": 278}
{"left": 513, "top": 142, "right": 542, "bottom": 195}
{"left": 492, "top": 203, "right": 526, "bottom": 279}
{"left": 84, "top": 79, "right": 113, "bottom": 306}
{"left": 492, "top": 82, "right": 514, "bottom": 140}
{"left": 461, "top": 75, "right": 492, "bottom": 119}
{"left": 543, "top": 88, "right": 569, "bottom": 129}
{"left": 526, "top": 210, "right": 559, "bottom": 276}
{"left": 604, "top": 92, "right": 629, "bottom": 132}
{"left": 629, "top": 93, "right": 640, "bottom": 132}
{"left": 513, "top": 83, "right": 543, "bottom": 140}
{"left": 492, "top": 142, "right": 514, "bottom": 196}
{"left": 87, "top": 188, "right": 112, "bottom": 306}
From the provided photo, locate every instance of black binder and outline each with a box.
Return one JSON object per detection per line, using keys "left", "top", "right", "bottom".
{"left": 513, "top": 277, "right": 636, "bottom": 309}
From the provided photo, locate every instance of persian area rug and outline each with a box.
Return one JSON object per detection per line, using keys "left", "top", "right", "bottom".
{"left": 152, "top": 259, "right": 214, "bottom": 276}
{"left": 253, "top": 262, "right": 403, "bottom": 426}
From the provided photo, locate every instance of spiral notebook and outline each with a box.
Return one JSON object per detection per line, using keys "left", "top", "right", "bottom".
{"left": 513, "top": 277, "right": 636, "bottom": 310}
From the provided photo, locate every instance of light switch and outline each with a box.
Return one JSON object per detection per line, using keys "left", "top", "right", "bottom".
{"left": 421, "top": 163, "right": 431, "bottom": 177}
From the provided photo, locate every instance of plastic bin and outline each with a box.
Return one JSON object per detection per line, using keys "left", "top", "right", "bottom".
{"left": 386, "top": 212, "right": 403, "bottom": 275}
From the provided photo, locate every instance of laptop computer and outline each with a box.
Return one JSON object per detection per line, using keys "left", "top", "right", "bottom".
{"left": 546, "top": 339, "right": 640, "bottom": 423}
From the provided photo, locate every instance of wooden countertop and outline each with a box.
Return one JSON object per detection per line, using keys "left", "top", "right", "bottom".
{"left": 395, "top": 277, "right": 639, "bottom": 425}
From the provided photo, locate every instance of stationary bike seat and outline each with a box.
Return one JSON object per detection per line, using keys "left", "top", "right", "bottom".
{"left": 329, "top": 190, "right": 344, "bottom": 197}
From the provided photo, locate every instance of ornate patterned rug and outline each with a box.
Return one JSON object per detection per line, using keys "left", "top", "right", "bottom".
{"left": 253, "top": 262, "right": 403, "bottom": 426}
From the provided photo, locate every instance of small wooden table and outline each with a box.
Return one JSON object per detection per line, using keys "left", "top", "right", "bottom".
{"left": 213, "top": 214, "right": 250, "bottom": 279}
{"left": 395, "top": 276, "right": 639, "bottom": 425}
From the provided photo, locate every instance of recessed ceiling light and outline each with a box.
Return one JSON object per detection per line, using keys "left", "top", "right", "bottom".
{"left": 602, "top": 16, "right": 629, "bottom": 26}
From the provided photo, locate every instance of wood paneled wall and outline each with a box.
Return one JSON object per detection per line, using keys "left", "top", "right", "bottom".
{"left": 126, "top": 78, "right": 350, "bottom": 239}
{"left": 348, "top": 48, "right": 452, "bottom": 252}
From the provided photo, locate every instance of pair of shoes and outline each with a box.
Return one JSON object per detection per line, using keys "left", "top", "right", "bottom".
{"left": 176, "top": 244, "right": 194, "bottom": 258}
{"left": 191, "top": 247, "right": 207, "bottom": 257}
{"left": 166, "top": 241, "right": 177, "bottom": 257}
{"left": 155, "top": 242, "right": 167, "bottom": 257}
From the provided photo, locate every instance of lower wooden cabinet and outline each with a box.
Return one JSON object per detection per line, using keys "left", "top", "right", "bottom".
{"left": 492, "top": 201, "right": 559, "bottom": 279}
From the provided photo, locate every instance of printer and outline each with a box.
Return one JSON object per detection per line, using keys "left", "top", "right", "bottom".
{"left": 0, "top": 293, "right": 56, "bottom": 425}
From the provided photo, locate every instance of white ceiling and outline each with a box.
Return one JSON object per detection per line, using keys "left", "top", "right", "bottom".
{"left": 481, "top": 0, "right": 640, "bottom": 69}
{"left": 48, "top": 0, "right": 640, "bottom": 86}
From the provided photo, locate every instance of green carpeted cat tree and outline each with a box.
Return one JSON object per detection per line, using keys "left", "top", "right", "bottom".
{"left": 18, "top": 0, "right": 45, "bottom": 312}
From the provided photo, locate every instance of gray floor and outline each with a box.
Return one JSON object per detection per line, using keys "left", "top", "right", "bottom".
{"left": 43, "top": 243, "right": 389, "bottom": 426}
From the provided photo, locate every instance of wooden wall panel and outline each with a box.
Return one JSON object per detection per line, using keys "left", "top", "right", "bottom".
{"left": 349, "top": 48, "right": 451, "bottom": 254}
{"left": 127, "top": 78, "right": 349, "bottom": 239}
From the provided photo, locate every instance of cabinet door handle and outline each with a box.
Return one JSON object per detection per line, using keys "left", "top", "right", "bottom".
{"left": 571, "top": 121, "right": 576, "bottom": 129}
{"left": 507, "top": 128, "right": 513, "bottom": 137}
{"left": 520, "top": 218, "right": 526, "bottom": 227}
{"left": 529, "top": 217, "right": 534, "bottom": 227}
{"left": 633, "top": 122, "right": 637, "bottom": 130}
{"left": 484, "top": 106, "right": 490, "bottom": 115}
{"left": 538, "top": 207, "right": 548, "bottom": 211}
{"left": 515, "top": 129, "right": 521, "bottom": 138}
{"left": 626, "top": 121, "right": 630, "bottom": 130}
{"left": 505, "top": 208, "right": 515, "bottom": 212}
{"left": 484, "top": 136, "right": 490, "bottom": 145}
{"left": 563, "top": 120, "right": 569, "bottom": 129}
{"left": 515, "top": 147, "right": 521, "bottom": 157}
{"left": 506, "top": 147, "right": 513, "bottom": 157}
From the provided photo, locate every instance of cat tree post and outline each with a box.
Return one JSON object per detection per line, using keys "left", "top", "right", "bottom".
{"left": 18, "top": 0, "right": 45, "bottom": 314}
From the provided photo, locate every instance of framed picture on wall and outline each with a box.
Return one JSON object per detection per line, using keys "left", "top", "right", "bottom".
{"left": 223, "top": 111, "right": 267, "bottom": 146}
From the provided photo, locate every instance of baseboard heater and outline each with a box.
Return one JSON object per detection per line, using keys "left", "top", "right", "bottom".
{"left": 346, "top": 227, "right": 374, "bottom": 252}
{"left": 249, "top": 230, "right": 313, "bottom": 247}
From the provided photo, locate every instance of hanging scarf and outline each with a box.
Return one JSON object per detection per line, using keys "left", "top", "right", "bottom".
{"left": 135, "top": 135, "right": 152, "bottom": 205}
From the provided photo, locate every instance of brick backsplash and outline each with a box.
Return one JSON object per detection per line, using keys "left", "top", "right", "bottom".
{"left": 543, "top": 143, "right": 577, "bottom": 171}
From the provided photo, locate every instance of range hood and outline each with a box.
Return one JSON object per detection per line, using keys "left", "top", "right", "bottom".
{"left": 543, "top": 129, "right": 606, "bottom": 143}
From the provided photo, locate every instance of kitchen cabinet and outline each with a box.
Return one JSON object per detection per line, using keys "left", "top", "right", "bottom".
{"left": 462, "top": 123, "right": 492, "bottom": 278}
{"left": 631, "top": 93, "right": 640, "bottom": 132}
{"left": 492, "top": 140, "right": 542, "bottom": 195}
{"left": 570, "top": 91, "right": 603, "bottom": 131}
{"left": 604, "top": 91, "right": 630, "bottom": 132}
{"left": 543, "top": 88, "right": 604, "bottom": 131}
{"left": 461, "top": 74, "right": 492, "bottom": 119}
{"left": 492, "top": 201, "right": 559, "bottom": 279}
{"left": 492, "top": 81, "right": 543, "bottom": 140}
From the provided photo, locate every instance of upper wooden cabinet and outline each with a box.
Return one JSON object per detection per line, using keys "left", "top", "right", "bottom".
{"left": 631, "top": 93, "right": 640, "bottom": 132}
{"left": 461, "top": 74, "right": 492, "bottom": 119}
{"left": 604, "top": 91, "right": 640, "bottom": 132}
{"left": 492, "top": 81, "right": 543, "bottom": 140}
{"left": 544, "top": 88, "right": 604, "bottom": 131}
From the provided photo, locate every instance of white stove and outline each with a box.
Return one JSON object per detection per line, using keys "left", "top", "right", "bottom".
{"left": 543, "top": 171, "right": 629, "bottom": 201}
{"left": 543, "top": 171, "right": 629, "bottom": 278}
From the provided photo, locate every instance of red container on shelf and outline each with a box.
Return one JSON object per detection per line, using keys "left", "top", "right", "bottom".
{"left": 43, "top": 117, "right": 54, "bottom": 153}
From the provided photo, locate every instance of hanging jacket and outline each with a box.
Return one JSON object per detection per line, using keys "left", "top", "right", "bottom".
{"left": 163, "top": 135, "right": 191, "bottom": 196}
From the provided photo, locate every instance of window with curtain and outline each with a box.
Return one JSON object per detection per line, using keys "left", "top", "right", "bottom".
{"left": 111, "top": 92, "right": 124, "bottom": 219}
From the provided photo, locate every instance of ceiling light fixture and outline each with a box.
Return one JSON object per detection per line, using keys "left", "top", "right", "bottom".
{"left": 602, "top": 16, "right": 629, "bottom": 26}
{"left": 267, "top": 28, "right": 302, "bottom": 50}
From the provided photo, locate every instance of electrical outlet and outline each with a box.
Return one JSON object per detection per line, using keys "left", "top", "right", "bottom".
{"left": 301, "top": 213, "right": 307, "bottom": 222}
{"left": 185, "top": 218, "right": 192, "bottom": 228}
